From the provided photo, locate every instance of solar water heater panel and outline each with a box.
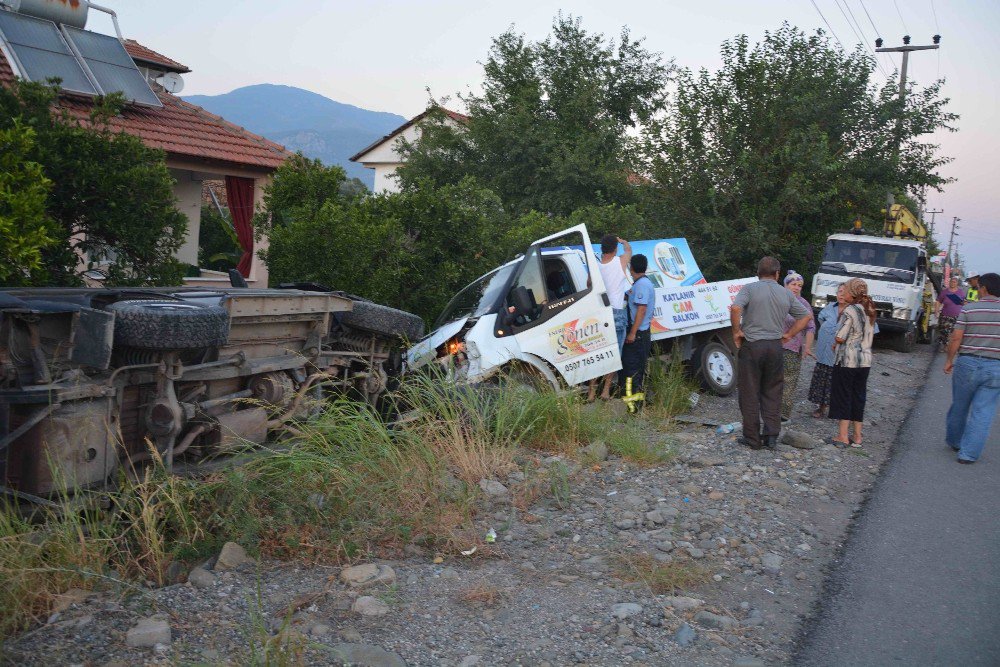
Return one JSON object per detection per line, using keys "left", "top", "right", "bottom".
{"left": 0, "top": 10, "right": 97, "bottom": 95}
{"left": 62, "top": 26, "right": 161, "bottom": 107}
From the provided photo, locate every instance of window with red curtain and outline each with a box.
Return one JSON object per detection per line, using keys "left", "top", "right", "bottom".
{"left": 224, "top": 175, "right": 256, "bottom": 278}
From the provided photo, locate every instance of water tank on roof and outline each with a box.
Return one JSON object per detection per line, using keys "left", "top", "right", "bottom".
{"left": 8, "top": 0, "right": 90, "bottom": 28}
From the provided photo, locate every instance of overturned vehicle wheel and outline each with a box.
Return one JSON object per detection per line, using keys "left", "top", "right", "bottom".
{"left": 340, "top": 300, "right": 425, "bottom": 342}
{"left": 106, "top": 300, "right": 230, "bottom": 349}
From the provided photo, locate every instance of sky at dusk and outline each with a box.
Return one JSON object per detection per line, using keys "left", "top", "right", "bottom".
{"left": 89, "top": 0, "right": 998, "bottom": 274}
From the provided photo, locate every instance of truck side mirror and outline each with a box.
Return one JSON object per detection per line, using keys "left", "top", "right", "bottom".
{"left": 510, "top": 285, "right": 536, "bottom": 319}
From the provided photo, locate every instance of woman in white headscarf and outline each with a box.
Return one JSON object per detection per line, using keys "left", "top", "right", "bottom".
{"left": 780, "top": 270, "right": 815, "bottom": 422}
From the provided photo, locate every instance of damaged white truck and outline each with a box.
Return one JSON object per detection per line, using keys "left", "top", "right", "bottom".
{"left": 0, "top": 285, "right": 423, "bottom": 503}
{"left": 408, "top": 224, "right": 754, "bottom": 396}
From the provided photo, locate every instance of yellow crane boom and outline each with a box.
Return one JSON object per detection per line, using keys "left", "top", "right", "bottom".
{"left": 883, "top": 204, "right": 927, "bottom": 241}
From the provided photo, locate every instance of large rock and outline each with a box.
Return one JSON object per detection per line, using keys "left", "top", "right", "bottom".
{"left": 693, "top": 610, "right": 738, "bottom": 630}
{"left": 674, "top": 622, "right": 697, "bottom": 647}
{"left": 187, "top": 567, "right": 216, "bottom": 589}
{"left": 328, "top": 643, "right": 406, "bottom": 667}
{"left": 611, "top": 602, "right": 643, "bottom": 619}
{"left": 340, "top": 563, "right": 396, "bottom": 589}
{"left": 126, "top": 616, "right": 171, "bottom": 648}
{"left": 665, "top": 596, "right": 704, "bottom": 612}
{"left": 478, "top": 479, "right": 509, "bottom": 498}
{"left": 214, "top": 542, "right": 253, "bottom": 571}
{"left": 581, "top": 440, "right": 610, "bottom": 462}
{"left": 352, "top": 596, "right": 390, "bottom": 617}
{"left": 780, "top": 430, "right": 822, "bottom": 450}
{"left": 762, "top": 552, "right": 784, "bottom": 574}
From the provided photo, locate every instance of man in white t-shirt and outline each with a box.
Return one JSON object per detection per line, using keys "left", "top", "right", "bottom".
{"left": 587, "top": 234, "right": 632, "bottom": 402}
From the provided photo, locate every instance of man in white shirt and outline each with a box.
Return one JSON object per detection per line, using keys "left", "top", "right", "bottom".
{"left": 587, "top": 234, "right": 632, "bottom": 402}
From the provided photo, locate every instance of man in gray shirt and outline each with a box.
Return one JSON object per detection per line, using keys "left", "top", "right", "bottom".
{"left": 731, "top": 256, "right": 813, "bottom": 449}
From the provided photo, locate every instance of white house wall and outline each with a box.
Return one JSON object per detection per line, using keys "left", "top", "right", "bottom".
{"left": 171, "top": 168, "right": 203, "bottom": 267}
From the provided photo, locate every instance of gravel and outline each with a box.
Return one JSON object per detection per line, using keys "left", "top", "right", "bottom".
{"left": 3, "top": 347, "right": 933, "bottom": 666}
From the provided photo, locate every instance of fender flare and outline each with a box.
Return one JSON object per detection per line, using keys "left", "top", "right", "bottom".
{"left": 489, "top": 353, "right": 562, "bottom": 391}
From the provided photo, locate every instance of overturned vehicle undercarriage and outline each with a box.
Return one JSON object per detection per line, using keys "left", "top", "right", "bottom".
{"left": 0, "top": 286, "right": 424, "bottom": 502}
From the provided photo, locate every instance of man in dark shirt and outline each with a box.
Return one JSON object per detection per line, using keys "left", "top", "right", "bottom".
{"left": 731, "top": 257, "right": 814, "bottom": 449}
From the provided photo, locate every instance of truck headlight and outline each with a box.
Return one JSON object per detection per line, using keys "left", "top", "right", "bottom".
{"left": 891, "top": 307, "right": 912, "bottom": 320}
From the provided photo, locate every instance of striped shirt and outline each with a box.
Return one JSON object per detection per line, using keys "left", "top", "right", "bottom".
{"left": 955, "top": 296, "right": 1000, "bottom": 360}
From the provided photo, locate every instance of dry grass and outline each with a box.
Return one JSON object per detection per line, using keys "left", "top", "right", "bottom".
{"left": 458, "top": 583, "right": 506, "bottom": 607}
{"left": 611, "top": 552, "right": 710, "bottom": 595}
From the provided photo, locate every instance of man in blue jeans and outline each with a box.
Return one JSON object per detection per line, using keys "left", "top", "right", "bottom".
{"left": 944, "top": 272, "right": 1000, "bottom": 463}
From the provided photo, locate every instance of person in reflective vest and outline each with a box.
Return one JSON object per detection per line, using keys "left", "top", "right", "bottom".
{"left": 966, "top": 274, "right": 980, "bottom": 302}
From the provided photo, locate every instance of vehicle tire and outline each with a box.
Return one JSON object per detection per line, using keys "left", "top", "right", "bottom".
{"left": 891, "top": 322, "right": 917, "bottom": 353}
{"left": 106, "top": 300, "right": 230, "bottom": 350}
{"left": 340, "top": 300, "right": 425, "bottom": 342}
{"left": 696, "top": 341, "right": 736, "bottom": 396}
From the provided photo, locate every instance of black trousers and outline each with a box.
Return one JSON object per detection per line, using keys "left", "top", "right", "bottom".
{"left": 621, "top": 329, "right": 652, "bottom": 393}
{"left": 737, "top": 339, "right": 784, "bottom": 444}
{"left": 828, "top": 366, "right": 870, "bottom": 422}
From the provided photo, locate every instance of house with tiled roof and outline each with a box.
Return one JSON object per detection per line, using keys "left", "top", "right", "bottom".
{"left": 350, "top": 106, "right": 469, "bottom": 194}
{"left": 0, "top": 3, "right": 291, "bottom": 287}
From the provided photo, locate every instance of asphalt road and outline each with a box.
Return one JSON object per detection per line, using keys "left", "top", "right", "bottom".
{"left": 796, "top": 352, "right": 1000, "bottom": 667}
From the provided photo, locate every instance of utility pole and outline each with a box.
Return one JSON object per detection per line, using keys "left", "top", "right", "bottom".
{"left": 926, "top": 208, "right": 943, "bottom": 239}
{"left": 875, "top": 35, "right": 940, "bottom": 229}
{"left": 946, "top": 216, "right": 960, "bottom": 264}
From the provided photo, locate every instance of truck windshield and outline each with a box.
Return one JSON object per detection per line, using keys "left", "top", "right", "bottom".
{"left": 433, "top": 264, "right": 517, "bottom": 329}
{"left": 821, "top": 240, "right": 918, "bottom": 283}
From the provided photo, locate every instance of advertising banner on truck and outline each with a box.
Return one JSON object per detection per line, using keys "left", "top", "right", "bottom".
{"left": 594, "top": 238, "right": 707, "bottom": 289}
{"left": 592, "top": 237, "right": 754, "bottom": 339}
{"left": 649, "top": 277, "right": 755, "bottom": 337}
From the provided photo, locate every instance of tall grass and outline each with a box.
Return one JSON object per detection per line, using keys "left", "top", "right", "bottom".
{"left": 645, "top": 353, "right": 699, "bottom": 420}
{"left": 0, "top": 365, "right": 682, "bottom": 639}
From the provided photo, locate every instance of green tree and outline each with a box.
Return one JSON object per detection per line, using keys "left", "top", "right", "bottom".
{"left": 398, "top": 14, "right": 671, "bottom": 217}
{"left": 262, "top": 171, "right": 506, "bottom": 323}
{"left": 0, "top": 122, "right": 56, "bottom": 285}
{"left": 0, "top": 80, "right": 186, "bottom": 286}
{"left": 641, "top": 24, "right": 957, "bottom": 282}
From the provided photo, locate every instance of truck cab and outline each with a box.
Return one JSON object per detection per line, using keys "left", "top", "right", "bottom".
{"left": 810, "top": 233, "right": 938, "bottom": 351}
{"left": 407, "top": 224, "right": 621, "bottom": 389}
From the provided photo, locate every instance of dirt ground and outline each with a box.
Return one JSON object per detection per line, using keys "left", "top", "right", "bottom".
{"left": 2, "top": 345, "right": 936, "bottom": 666}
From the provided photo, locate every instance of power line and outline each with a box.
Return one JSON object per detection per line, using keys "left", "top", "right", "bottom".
{"left": 893, "top": 0, "right": 910, "bottom": 33}
{"left": 857, "top": 0, "right": 898, "bottom": 73}
{"left": 931, "top": 0, "right": 942, "bottom": 79}
{"left": 810, "top": 0, "right": 845, "bottom": 49}
{"left": 835, "top": 0, "right": 889, "bottom": 77}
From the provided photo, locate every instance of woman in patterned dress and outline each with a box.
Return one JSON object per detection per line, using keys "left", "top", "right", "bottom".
{"left": 827, "top": 278, "right": 876, "bottom": 448}
{"left": 809, "top": 283, "right": 847, "bottom": 418}
{"left": 934, "top": 276, "right": 966, "bottom": 348}
{"left": 780, "top": 271, "right": 816, "bottom": 422}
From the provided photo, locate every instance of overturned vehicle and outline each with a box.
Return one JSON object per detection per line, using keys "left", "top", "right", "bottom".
{"left": 0, "top": 286, "right": 423, "bottom": 501}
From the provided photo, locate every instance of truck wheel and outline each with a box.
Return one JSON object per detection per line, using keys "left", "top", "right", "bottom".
{"left": 106, "top": 300, "right": 230, "bottom": 350}
{"left": 696, "top": 341, "right": 736, "bottom": 396}
{"left": 341, "top": 300, "right": 425, "bottom": 342}
{"left": 891, "top": 322, "right": 917, "bottom": 353}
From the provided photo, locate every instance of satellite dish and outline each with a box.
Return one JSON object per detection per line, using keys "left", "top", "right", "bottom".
{"left": 155, "top": 72, "right": 184, "bottom": 94}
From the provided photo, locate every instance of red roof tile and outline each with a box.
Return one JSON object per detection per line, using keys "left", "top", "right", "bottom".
{"left": 123, "top": 40, "right": 191, "bottom": 73}
{"left": 0, "top": 43, "right": 289, "bottom": 171}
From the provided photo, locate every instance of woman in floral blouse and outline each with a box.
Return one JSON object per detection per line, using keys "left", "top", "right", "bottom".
{"left": 827, "top": 278, "right": 876, "bottom": 447}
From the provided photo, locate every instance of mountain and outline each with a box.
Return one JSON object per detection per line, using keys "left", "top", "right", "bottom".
{"left": 183, "top": 84, "right": 407, "bottom": 187}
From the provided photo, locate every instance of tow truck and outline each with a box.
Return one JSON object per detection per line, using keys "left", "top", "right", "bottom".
{"left": 810, "top": 204, "right": 940, "bottom": 352}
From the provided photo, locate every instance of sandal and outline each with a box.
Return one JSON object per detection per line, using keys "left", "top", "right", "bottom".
{"left": 825, "top": 437, "right": 849, "bottom": 448}
{"left": 850, "top": 439, "right": 862, "bottom": 448}
{"left": 811, "top": 408, "right": 826, "bottom": 419}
